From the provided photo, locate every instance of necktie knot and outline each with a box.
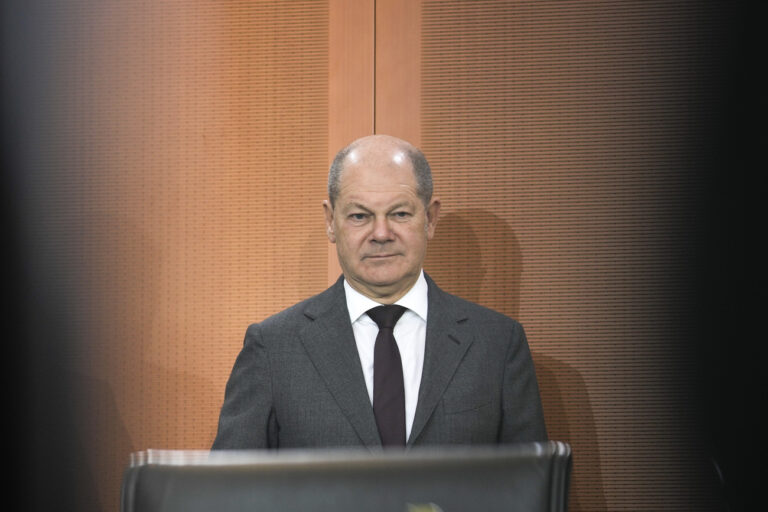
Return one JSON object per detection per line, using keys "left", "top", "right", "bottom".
{"left": 367, "top": 305, "right": 407, "bottom": 330}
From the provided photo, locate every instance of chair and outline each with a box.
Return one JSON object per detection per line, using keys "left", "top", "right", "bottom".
{"left": 121, "top": 441, "right": 572, "bottom": 512}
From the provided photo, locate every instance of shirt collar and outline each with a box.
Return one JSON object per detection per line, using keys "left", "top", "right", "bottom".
{"left": 344, "top": 271, "right": 429, "bottom": 324}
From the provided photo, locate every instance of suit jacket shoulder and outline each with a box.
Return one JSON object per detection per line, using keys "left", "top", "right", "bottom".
{"left": 424, "top": 273, "right": 527, "bottom": 361}
{"left": 414, "top": 273, "right": 547, "bottom": 444}
{"left": 427, "top": 276, "right": 521, "bottom": 326}
{"left": 213, "top": 277, "right": 381, "bottom": 449}
{"left": 252, "top": 276, "right": 346, "bottom": 342}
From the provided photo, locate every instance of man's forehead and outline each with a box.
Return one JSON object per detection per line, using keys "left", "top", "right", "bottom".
{"left": 337, "top": 163, "right": 418, "bottom": 194}
{"left": 346, "top": 144, "right": 408, "bottom": 167}
{"left": 335, "top": 163, "right": 421, "bottom": 211}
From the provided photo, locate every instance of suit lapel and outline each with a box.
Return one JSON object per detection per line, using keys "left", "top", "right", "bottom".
{"left": 408, "top": 277, "right": 474, "bottom": 445}
{"left": 298, "top": 279, "right": 382, "bottom": 449}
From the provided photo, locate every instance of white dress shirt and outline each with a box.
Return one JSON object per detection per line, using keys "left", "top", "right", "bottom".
{"left": 343, "top": 271, "right": 428, "bottom": 441}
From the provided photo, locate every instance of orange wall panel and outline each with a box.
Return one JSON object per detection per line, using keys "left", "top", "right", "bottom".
{"left": 411, "top": 1, "right": 725, "bottom": 509}
{"left": 26, "top": 2, "right": 331, "bottom": 509}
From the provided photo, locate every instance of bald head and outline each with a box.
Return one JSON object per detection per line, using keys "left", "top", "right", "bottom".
{"left": 328, "top": 135, "right": 433, "bottom": 207}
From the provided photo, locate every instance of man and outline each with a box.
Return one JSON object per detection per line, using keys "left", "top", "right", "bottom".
{"left": 212, "top": 134, "right": 546, "bottom": 449}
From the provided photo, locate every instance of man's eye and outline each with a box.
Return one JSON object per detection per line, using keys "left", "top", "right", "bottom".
{"left": 393, "top": 211, "right": 410, "bottom": 218}
{"left": 349, "top": 213, "right": 367, "bottom": 221}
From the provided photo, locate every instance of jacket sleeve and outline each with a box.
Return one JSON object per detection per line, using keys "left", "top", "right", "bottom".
{"left": 211, "top": 324, "right": 278, "bottom": 449}
{"left": 499, "top": 321, "right": 548, "bottom": 443}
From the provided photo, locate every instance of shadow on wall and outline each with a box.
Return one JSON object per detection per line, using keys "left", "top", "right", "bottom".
{"left": 425, "top": 209, "right": 520, "bottom": 318}
{"left": 82, "top": 210, "right": 221, "bottom": 508}
{"left": 425, "top": 209, "right": 606, "bottom": 511}
{"left": 534, "top": 354, "right": 606, "bottom": 511}
{"left": 70, "top": 373, "right": 135, "bottom": 512}
{"left": 22, "top": 292, "right": 125, "bottom": 512}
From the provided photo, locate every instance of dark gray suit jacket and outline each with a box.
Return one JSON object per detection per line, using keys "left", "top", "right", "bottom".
{"left": 212, "top": 275, "right": 547, "bottom": 450}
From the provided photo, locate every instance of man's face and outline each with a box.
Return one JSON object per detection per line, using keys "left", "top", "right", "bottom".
{"left": 324, "top": 143, "right": 440, "bottom": 303}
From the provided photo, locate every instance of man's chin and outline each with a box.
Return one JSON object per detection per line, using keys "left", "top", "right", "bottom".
{"left": 361, "top": 270, "right": 418, "bottom": 291}
{"left": 361, "top": 274, "right": 400, "bottom": 289}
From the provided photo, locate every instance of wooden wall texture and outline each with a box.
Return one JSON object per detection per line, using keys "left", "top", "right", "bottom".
{"left": 9, "top": 1, "right": 738, "bottom": 510}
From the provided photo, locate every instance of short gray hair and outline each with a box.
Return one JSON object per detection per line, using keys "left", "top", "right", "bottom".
{"left": 327, "top": 142, "right": 433, "bottom": 207}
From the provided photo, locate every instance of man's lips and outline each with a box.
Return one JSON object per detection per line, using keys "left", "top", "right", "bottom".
{"left": 363, "top": 254, "right": 399, "bottom": 260}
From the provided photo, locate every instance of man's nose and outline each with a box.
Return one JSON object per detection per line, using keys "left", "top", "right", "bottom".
{"left": 370, "top": 216, "right": 394, "bottom": 242}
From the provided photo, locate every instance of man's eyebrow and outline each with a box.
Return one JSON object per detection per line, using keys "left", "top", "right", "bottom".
{"left": 387, "top": 201, "right": 414, "bottom": 211}
{"left": 342, "top": 202, "right": 374, "bottom": 213}
{"left": 343, "top": 201, "right": 415, "bottom": 213}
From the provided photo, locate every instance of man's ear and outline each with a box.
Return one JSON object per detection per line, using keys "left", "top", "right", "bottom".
{"left": 425, "top": 198, "right": 441, "bottom": 240}
{"left": 323, "top": 200, "right": 336, "bottom": 243}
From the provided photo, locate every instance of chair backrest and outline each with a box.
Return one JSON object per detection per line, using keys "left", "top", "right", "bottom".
{"left": 121, "top": 441, "right": 572, "bottom": 512}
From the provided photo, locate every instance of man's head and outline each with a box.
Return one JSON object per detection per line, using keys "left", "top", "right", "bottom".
{"left": 324, "top": 135, "right": 441, "bottom": 304}
{"left": 328, "top": 137, "right": 434, "bottom": 208}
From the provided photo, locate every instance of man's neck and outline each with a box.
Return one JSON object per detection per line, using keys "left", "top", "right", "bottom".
{"left": 343, "top": 271, "right": 428, "bottom": 325}
{"left": 343, "top": 273, "right": 421, "bottom": 305}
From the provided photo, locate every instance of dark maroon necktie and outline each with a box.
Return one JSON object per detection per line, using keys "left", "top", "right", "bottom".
{"left": 367, "top": 305, "right": 407, "bottom": 446}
